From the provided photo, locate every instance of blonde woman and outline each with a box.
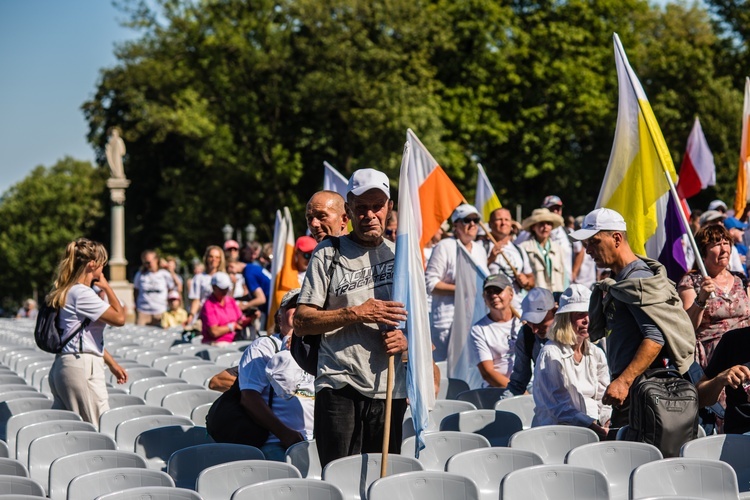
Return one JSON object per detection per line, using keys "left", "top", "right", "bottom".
{"left": 532, "top": 284, "right": 610, "bottom": 439}
{"left": 47, "top": 238, "right": 128, "bottom": 426}
{"left": 187, "top": 245, "right": 226, "bottom": 325}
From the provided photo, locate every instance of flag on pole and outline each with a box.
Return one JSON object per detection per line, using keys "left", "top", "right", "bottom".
{"left": 475, "top": 163, "right": 502, "bottom": 222}
{"left": 393, "top": 141, "right": 436, "bottom": 457}
{"left": 597, "top": 34, "right": 688, "bottom": 280}
{"left": 676, "top": 117, "right": 715, "bottom": 202}
{"left": 734, "top": 78, "right": 750, "bottom": 216}
{"left": 323, "top": 161, "right": 349, "bottom": 197}
{"left": 267, "top": 207, "right": 298, "bottom": 331}
{"left": 406, "top": 129, "right": 464, "bottom": 249}
{"left": 446, "top": 242, "right": 488, "bottom": 389}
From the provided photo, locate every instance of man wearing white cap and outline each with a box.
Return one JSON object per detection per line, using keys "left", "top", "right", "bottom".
{"left": 570, "top": 208, "right": 694, "bottom": 429}
{"left": 425, "top": 203, "right": 488, "bottom": 361}
{"left": 295, "top": 168, "right": 408, "bottom": 467}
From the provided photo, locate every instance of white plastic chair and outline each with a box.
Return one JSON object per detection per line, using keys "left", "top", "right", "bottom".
{"left": 161, "top": 389, "right": 220, "bottom": 417}
{"left": 6, "top": 410, "right": 82, "bottom": 458}
{"left": 144, "top": 384, "right": 205, "bottom": 406}
{"left": 99, "top": 405, "right": 173, "bottom": 439}
{"left": 66, "top": 467, "right": 174, "bottom": 499}
{"left": 96, "top": 486, "right": 203, "bottom": 500}
{"left": 231, "top": 477, "right": 345, "bottom": 500}
{"left": 286, "top": 440, "right": 323, "bottom": 479}
{"left": 681, "top": 434, "right": 750, "bottom": 493}
{"left": 197, "top": 459, "right": 301, "bottom": 500}
{"left": 322, "top": 453, "right": 423, "bottom": 500}
{"left": 16, "top": 420, "right": 96, "bottom": 465}
{"left": 166, "top": 443, "right": 265, "bottom": 489}
{"left": 401, "top": 431, "right": 490, "bottom": 471}
{"left": 494, "top": 395, "right": 535, "bottom": 429}
{"left": 438, "top": 409, "right": 523, "bottom": 447}
{"left": 47, "top": 449, "right": 147, "bottom": 500}
{"left": 134, "top": 425, "right": 214, "bottom": 471}
{"left": 129, "top": 377, "right": 187, "bottom": 399}
{"left": 114, "top": 415, "right": 194, "bottom": 451}
{"left": 501, "top": 464, "right": 609, "bottom": 500}
{"left": 508, "top": 425, "right": 599, "bottom": 464}
{"left": 630, "top": 457, "right": 741, "bottom": 500}
{"left": 368, "top": 471, "right": 480, "bottom": 500}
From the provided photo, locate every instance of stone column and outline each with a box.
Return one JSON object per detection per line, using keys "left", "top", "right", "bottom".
{"left": 106, "top": 177, "right": 135, "bottom": 321}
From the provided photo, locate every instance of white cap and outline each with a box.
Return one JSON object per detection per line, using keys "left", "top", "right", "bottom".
{"left": 451, "top": 204, "right": 481, "bottom": 223}
{"left": 708, "top": 199, "right": 727, "bottom": 212}
{"left": 556, "top": 284, "right": 592, "bottom": 315}
{"left": 521, "top": 288, "right": 555, "bottom": 324}
{"left": 210, "top": 272, "right": 232, "bottom": 290}
{"left": 347, "top": 168, "right": 390, "bottom": 198}
{"left": 569, "top": 208, "right": 627, "bottom": 241}
{"left": 699, "top": 210, "right": 725, "bottom": 226}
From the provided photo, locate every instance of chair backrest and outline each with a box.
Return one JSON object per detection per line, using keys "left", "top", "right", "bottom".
{"left": 456, "top": 388, "right": 510, "bottom": 409}
{"left": 402, "top": 400, "right": 478, "bottom": 440}
{"left": 494, "top": 395, "right": 535, "bottom": 429}
{"left": 107, "top": 387, "right": 128, "bottom": 395}
{"left": 215, "top": 352, "right": 242, "bottom": 367}
{"left": 134, "top": 350, "right": 179, "bottom": 366}
{"left": 96, "top": 486, "right": 203, "bottom": 500}
{"left": 681, "top": 434, "right": 750, "bottom": 493}
{"left": 6, "top": 410, "right": 82, "bottom": 457}
{"left": 445, "top": 379, "right": 471, "bottom": 400}
{"left": 167, "top": 443, "right": 265, "bottom": 489}
{"left": 47, "top": 449, "right": 147, "bottom": 500}
{"left": 115, "top": 415, "right": 194, "bottom": 452}
{"left": 106, "top": 394, "right": 146, "bottom": 409}
{"left": 27, "top": 431, "right": 117, "bottom": 493}
{"left": 190, "top": 403, "right": 212, "bottom": 426}
{"left": 197, "top": 460, "right": 301, "bottom": 500}
{"left": 0, "top": 457, "right": 29, "bottom": 477}
{"left": 129, "top": 377, "right": 186, "bottom": 399}
{"left": 161, "top": 389, "right": 221, "bottom": 418}
{"left": 231, "top": 477, "right": 345, "bottom": 500}
{"left": 322, "top": 453, "right": 423, "bottom": 500}
{"left": 17, "top": 420, "right": 96, "bottom": 464}
{"left": 99, "top": 406, "right": 173, "bottom": 439}
{"left": 501, "top": 464, "right": 610, "bottom": 500}
{"left": 565, "top": 441, "right": 663, "bottom": 500}
{"left": 0, "top": 398, "right": 54, "bottom": 441}
{"left": 508, "top": 425, "right": 599, "bottom": 464}
{"left": 0, "top": 392, "right": 47, "bottom": 404}
{"left": 401, "top": 431, "right": 490, "bottom": 471}
{"left": 0, "top": 439, "right": 10, "bottom": 458}
{"left": 135, "top": 425, "right": 214, "bottom": 471}
{"left": 144, "top": 384, "right": 206, "bottom": 406}
{"left": 0, "top": 475, "right": 45, "bottom": 497}
{"left": 180, "top": 365, "right": 224, "bottom": 386}
{"left": 368, "top": 471, "right": 480, "bottom": 500}
{"left": 631, "top": 457, "right": 741, "bottom": 500}
{"left": 286, "top": 440, "right": 323, "bottom": 479}
{"left": 439, "top": 410, "right": 523, "bottom": 447}
{"left": 165, "top": 359, "right": 212, "bottom": 378}
{"left": 0, "top": 375, "right": 29, "bottom": 386}
{"left": 446, "top": 448, "right": 544, "bottom": 500}
{"left": 66, "top": 467, "right": 175, "bottom": 499}
{"left": 113, "top": 368, "right": 168, "bottom": 389}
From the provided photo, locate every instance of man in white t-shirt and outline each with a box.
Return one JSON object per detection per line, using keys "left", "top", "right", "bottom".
{"left": 485, "top": 207, "right": 534, "bottom": 312}
{"left": 133, "top": 250, "right": 176, "bottom": 326}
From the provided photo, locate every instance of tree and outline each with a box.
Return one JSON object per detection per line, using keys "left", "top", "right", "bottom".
{"left": 0, "top": 158, "right": 107, "bottom": 307}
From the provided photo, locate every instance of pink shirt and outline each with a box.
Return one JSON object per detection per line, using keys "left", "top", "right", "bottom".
{"left": 200, "top": 294, "right": 242, "bottom": 344}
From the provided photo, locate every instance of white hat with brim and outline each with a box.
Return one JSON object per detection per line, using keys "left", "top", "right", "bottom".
{"left": 521, "top": 208, "right": 564, "bottom": 232}
{"left": 699, "top": 210, "right": 725, "bottom": 227}
{"left": 211, "top": 272, "right": 232, "bottom": 290}
{"left": 556, "top": 284, "right": 592, "bottom": 315}
{"left": 570, "top": 208, "right": 627, "bottom": 241}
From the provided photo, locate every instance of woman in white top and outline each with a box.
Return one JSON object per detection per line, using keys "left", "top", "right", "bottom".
{"left": 532, "top": 284, "right": 610, "bottom": 440}
{"left": 46, "top": 238, "right": 128, "bottom": 426}
{"left": 187, "top": 245, "right": 226, "bottom": 325}
{"left": 470, "top": 273, "right": 521, "bottom": 388}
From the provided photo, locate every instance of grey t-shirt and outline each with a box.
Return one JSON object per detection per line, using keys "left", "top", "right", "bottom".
{"left": 298, "top": 236, "right": 406, "bottom": 399}
{"left": 605, "top": 259, "right": 666, "bottom": 375}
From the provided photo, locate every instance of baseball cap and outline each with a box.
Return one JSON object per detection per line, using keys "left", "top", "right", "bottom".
{"left": 569, "top": 208, "right": 627, "bottom": 241}
{"left": 542, "top": 195, "right": 563, "bottom": 208}
{"left": 223, "top": 239, "right": 239, "bottom": 251}
{"left": 295, "top": 236, "right": 317, "bottom": 253}
{"left": 279, "top": 288, "right": 301, "bottom": 310}
{"left": 347, "top": 168, "right": 390, "bottom": 198}
{"left": 210, "top": 271, "right": 232, "bottom": 290}
{"left": 521, "top": 288, "right": 555, "bottom": 324}
{"left": 451, "top": 204, "right": 481, "bottom": 223}
{"left": 483, "top": 274, "right": 513, "bottom": 291}
{"left": 556, "top": 284, "right": 592, "bottom": 315}
{"left": 708, "top": 199, "right": 728, "bottom": 212}
{"left": 699, "top": 210, "right": 725, "bottom": 226}
{"left": 168, "top": 290, "right": 181, "bottom": 301}
{"left": 723, "top": 217, "right": 747, "bottom": 231}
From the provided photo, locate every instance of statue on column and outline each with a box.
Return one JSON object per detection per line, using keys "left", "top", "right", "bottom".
{"left": 105, "top": 128, "right": 127, "bottom": 180}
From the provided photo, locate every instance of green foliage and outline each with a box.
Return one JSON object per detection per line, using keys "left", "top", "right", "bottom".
{"left": 0, "top": 158, "right": 107, "bottom": 305}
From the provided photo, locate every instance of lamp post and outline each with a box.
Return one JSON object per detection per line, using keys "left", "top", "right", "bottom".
{"left": 222, "top": 224, "right": 233, "bottom": 242}
{"left": 245, "top": 224, "right": 257, "bottom": 243}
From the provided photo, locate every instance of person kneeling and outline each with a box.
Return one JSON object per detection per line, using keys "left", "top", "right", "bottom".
{"left": 531, "top": 284, "right": 611, "bottom": 440}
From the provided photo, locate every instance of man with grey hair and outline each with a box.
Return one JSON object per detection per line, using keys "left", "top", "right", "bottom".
{"left": 305, "top": 190, "right": 349, "bottom": 243}
{"left": 294, "top": 168, "right": 407, "bottom": 467}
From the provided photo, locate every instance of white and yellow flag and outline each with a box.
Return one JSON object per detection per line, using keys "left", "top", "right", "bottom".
{"left": 475, "top": 163, "right": 502, "bottom": 222}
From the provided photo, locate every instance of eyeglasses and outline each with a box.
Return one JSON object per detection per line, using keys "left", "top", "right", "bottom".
{"left": 458, "top": 217, "right": 481, "bottom": 225}
{"left": 302, "top": 252, "right": 312, "bottom": 259}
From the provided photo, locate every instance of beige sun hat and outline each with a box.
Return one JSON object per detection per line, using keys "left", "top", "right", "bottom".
{"left": 521, "top": 208, "right": 564, "bottom": 232}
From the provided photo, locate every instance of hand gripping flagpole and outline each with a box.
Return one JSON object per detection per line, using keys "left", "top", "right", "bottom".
{"left": 613, "top": 33, "right": 708, "bottom": 280}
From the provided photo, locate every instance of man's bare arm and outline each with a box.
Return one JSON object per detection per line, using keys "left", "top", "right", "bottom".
{"left": 293, "top": 299, "right": 406, "bottom": 337}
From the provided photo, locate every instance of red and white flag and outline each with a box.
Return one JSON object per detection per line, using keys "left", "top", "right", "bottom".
{"left": 676, "top": 117, "right": 715, "bottom": 201}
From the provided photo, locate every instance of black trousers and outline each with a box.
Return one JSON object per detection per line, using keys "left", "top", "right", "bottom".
{"left": 314, "top": 384, "right": 407, "bottom": 467}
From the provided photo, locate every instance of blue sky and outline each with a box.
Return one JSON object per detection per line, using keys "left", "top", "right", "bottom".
{"left": 0, "top": 0, "right": 137, "bottom": 194}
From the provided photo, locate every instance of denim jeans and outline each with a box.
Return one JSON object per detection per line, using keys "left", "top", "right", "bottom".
{"left": 314, "top": 384, "right": 407, "bottom": 467}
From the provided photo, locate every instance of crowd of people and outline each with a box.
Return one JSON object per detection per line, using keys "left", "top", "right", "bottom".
{"left": 32, "top": 166, "right": 750, "bottom": 467}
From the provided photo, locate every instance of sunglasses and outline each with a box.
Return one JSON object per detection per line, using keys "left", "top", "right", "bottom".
{"left": 385, "top": 229, "right": 395, "bottom": 237}
{"left": 458, "top": 217, "right": 481, "bottom": 225}
{"left": 302, "top": 252, "right": 312, "bottom": 259}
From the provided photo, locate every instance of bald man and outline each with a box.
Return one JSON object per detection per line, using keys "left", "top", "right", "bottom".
{"left": 305, "top": 190, "right": 349, "bottom": 242}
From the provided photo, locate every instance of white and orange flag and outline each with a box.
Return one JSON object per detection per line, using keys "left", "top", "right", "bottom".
{"left": 406, "top": 129, "right": 464, "bottom": 250}
{"left": 267, "top": 207, "right": 298, "bottom": 331}
{"left": 735, "top": 77, "right": 750, "bottom": 216}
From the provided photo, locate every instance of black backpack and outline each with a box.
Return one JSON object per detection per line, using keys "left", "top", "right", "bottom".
{"left": 625, "top": 368, "right": 699, "bottom": 457}
{"left": 34, "top": 302, "right": 90, "bottom": 354}
{"left": 290, "top": 236, "right": 340, "bottom": 375}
